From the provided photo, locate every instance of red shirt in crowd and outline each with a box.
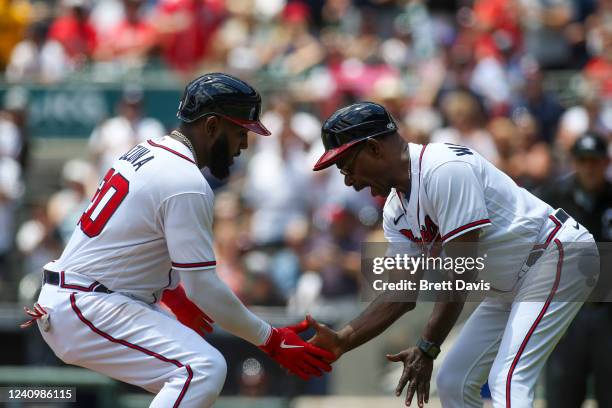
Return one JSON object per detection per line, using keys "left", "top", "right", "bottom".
{"left": 106, "top": 19, "right": 157, "bottom": 59}
{"left": 584, "top": 57, "right": 612, "bottom": 97}
{"left": 48, "top": 14, "right": 97, "bottom": 62}
{"left": 155, "top": 0, "right": 225, "bottom": 71}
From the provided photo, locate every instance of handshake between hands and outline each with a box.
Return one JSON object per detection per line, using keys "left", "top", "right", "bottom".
{"left": 259, "top": 315, "right": 344, "bottom": 380}
{"left": 161, "top": 286, "right": 342, "bottom": 380}
{"left": 162, "top": 289, "right": 430, "bottom": 407}
{"left": 262, "top": 317, "right": 433, "bottom": 407}
{"left": 162, "top": 287, "right": 430, "bottom": 406}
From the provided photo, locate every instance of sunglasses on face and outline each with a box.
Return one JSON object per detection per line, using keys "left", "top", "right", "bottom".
{"left": 338, "top": 142, "right": 366, "bottom": 177}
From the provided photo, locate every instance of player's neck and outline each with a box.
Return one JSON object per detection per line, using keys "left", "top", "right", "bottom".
{"left": 174, "top": 127, "right": 203, "bottom": 168}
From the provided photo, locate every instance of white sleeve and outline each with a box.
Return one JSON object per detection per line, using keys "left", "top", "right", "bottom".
{"left": 425, "top": 162, "right": 491, "bottom": 243}
{"left": 160, "top": 192, "right": 217, "bottom": 270}
{"left": 180, "top": 269, "right": 272, "bottom": 346}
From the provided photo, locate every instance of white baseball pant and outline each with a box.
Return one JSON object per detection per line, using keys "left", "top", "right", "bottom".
{"left": 36, "top": 282, "right": 227, "bottom": 407}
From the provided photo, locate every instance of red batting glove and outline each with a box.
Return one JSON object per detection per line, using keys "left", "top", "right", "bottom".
{"left": 161, "top": 284, "right": 214, "bottom": 337}
{"left": 259, "top": 319, "right": 336, "bottom": 380}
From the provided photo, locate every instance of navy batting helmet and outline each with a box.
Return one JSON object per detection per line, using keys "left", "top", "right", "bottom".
{"left": 313, "top": 101, "right": 397, "bottom": 171}
{"left": 177, "top": 73, "right": 271, "bottom": 136}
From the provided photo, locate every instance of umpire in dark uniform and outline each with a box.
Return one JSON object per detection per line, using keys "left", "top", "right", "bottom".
{"left": 539, "top": 132, "right": 612, "bottom": 408}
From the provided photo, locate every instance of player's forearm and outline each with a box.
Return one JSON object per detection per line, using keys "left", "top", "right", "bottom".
{"left": 339, "top": 295, "right": 415, "bottom": 354}
{"left": 179, "top": 270, "right": 271, "bottom": 345}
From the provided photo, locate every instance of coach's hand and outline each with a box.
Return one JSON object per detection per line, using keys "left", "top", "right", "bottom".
{"left": 259, "top": 321, "right": 336, "bottom": 380}
{"left": 386, "top": 347, "right": 433, "bottom": 407}
{"left": 306, "top": 315, "right": 345, "bottom": 362}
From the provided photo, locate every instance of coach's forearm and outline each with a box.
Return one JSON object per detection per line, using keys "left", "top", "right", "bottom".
{"left": 421, "top": 230, "right": 480, "bottom": 346}
{"left": 179, "top": 270, "right": 271, "bottom": 345}
{"left": 421, "top": 301, "right": 465, "bottom": 346}
{"left": 339, "top": 295, "right": 415, "bottom": 354}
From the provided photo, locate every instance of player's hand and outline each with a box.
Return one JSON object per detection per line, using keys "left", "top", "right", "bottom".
{"left": 305, "top": 315, "right": 345, "bottom": 362}
{"left": 386, "top": 346, "right": 433, "bottom": 407}
{"left": 161, "top": 285, "right": 214, "bottom": 337}
{"left": 259, "top": 321, "right": 336, "bottom": 380}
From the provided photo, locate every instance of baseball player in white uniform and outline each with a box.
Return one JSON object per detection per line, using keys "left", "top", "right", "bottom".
{"left": 306, "top": 102, "right": 599, "bottom": 407}
{"left": 21, "top": 73, "right": 334, "bottom": 407}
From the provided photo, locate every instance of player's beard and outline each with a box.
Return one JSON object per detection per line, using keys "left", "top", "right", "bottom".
{"left": 208, "top": 132, "right": 232, "bottom": 179}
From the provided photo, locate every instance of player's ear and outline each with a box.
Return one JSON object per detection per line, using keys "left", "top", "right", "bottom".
{"left": 202, "top": 116, "right": 219, "bottom": 139}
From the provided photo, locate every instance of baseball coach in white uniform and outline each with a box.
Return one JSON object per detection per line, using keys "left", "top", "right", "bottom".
{"left": 305, "top": 102, "right": 599, "bottom": 408}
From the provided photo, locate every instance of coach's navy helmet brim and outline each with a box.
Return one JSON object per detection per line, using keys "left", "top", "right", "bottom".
{"left": 313, "top": 139, "right": 364, "bottom": 171}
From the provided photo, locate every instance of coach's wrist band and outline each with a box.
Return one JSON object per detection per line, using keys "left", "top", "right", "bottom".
{"left": 417, "top": 338, "right": 441, "bottom": 360}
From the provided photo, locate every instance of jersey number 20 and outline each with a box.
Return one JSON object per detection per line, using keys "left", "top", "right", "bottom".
{"left": 79, "top": 168, "right": 129, "bottom": 237}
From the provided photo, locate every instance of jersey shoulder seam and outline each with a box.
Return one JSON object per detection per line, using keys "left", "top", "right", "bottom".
{"left": 154, "top": 191, "right": 212, "bottom": 222}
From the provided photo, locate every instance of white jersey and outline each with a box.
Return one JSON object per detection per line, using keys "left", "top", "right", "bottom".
{"left": 383, "top": 142, "right": 553, "bottom": 290}
{"left": 45, "top": 136, "right": 216, "bottom": 303}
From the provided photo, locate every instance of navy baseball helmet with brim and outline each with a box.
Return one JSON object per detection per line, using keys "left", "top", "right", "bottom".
{"left": 313, "top": 101, "right": 398, "bottom": 171}
{"left": 177, "top": 73, "right": 271, "bottom": 136}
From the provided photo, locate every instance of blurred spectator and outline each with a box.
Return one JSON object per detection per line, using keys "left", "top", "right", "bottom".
{"left": 212, "top": 0, "right": 265, "bottom": 74}
{"left": 583, "top": 21, "right": 612, "bottom": 97}
{"left": 540, "top": 132, "right": 612, "bottom": 408}
{"left": 46, "top": 159, "right": 95, "bottom": 244}
{"left": 1, "top": 86, "right": 29, "bottom": 171}
{"left": 89, "top": 0, "right": 125, "bottom": 38}
{"left": 0, "top": 154, "right": 23, "bottom": 278}
{"left": 263, "top": 2, "right": 325, "bottom": 76}
{"left": 511, "top": 63, "right": 564, "bottom": 143}
{"left": 472, "top": 0, "right": 522, "bottom": 62}
{"left": 519, "top": 0, "right": 574, "bottom": 69}
{"left": 556, "top": 80, "right": 612, "bottom": 169}
{"left": 0, "top": 0, "right": 32, "bottom": 68}
{"left": 512, "top": 110, "right": 553, "bottom": 186}
{"left": 95, "top": 0, "right": 157, "bottom": 67}
{"left": 320, "top": 0, "right": 361, "bottom": 36}
{"left": 432, "top": 90, "right": 500, "bottom": 165}
{"left": 48, "top": 0, "right": 97, "bottom": 68}
{"left": 403, "top": 105, "right": 442, "bottom": 144}
{"left": 88, "top": 86, "right": 165, "bottom": 175}
{"left": 0, "top": 109, "right": 22, "bottom": 163}
{"left": 489, "top": 113, "right": 552, "bottom": 188}
{"left": 5, "top": 22, "right": 69, "bottom": 83}
{"left": 152, "top": 0, "right": 225, "bottom": 72}
{"left": 16, "top": 200, "right": 62, "bottom": 276}
{"left": 215, "top": 217, "right": 248, "bottom": 300}
{"left": 303, "top": 205, "right": 362, "bottom": 299}
{"left": 243, "top": 98, "right": 312, "bottom": 245}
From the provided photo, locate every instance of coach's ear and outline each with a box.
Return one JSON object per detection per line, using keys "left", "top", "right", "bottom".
{"left": 365, "top": 138, "right": 383, "bottom": 158}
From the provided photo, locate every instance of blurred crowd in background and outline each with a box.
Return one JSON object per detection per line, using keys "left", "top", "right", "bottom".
{"left": 1, "top": 0, "right": 611, "bottom": 312}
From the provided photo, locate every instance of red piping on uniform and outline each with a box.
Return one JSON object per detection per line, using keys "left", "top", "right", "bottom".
{"left": 416, "top": 144, "right": 428, "bottom": 253}
{"left": 148, "top": 140, "right": 196, "bottom": 165}
{"left": 505, "top": 238, "right": 564, "bottom": 407}
{"left": 172, "top": 261, "right": 217, "bottom": 268}
{"left": 60, "top": 271, "right": 100, "bottom": 292}
{"left": 440, "top": 219, "right": 492, "bottom": 242}
{"left": 70, "top": 293, "right": 192, "bottom": 407}
{"left": 533, "top": 215, "right": 562, "bottom": 250}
